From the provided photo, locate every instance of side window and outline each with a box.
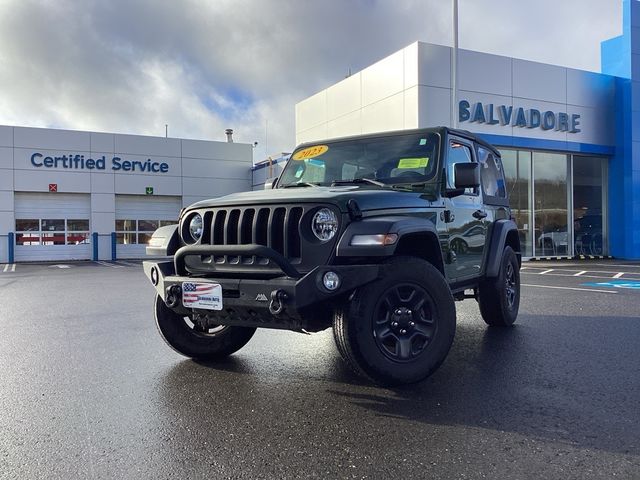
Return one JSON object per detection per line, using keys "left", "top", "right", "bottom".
{"left": 446, "top": 140, "right": 476, "bottom": 195}
{"left": 477, "top": 146, "right": 506, "bottom": 199}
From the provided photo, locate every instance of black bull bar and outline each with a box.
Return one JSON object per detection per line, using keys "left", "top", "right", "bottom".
{"left": 143, "top": 244, "right": 383, "bottom": 328}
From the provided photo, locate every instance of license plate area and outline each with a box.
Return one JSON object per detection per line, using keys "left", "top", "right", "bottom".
{"left": 182, "top": 282, "right": 223, "bottom": 310}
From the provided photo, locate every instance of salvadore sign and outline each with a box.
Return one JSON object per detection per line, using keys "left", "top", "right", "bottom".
{"left": 30, "top": 153, "right": 170, "bottom": 173}
{"left": 459, "top": 100, "right": 581, "bottom": 133}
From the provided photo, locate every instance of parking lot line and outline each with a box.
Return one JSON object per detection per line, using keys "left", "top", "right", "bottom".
{"left": 573, "top": 271, "right": 587, "bottom": 276}
{"left": 540, "top": 269, "right": 554, "bottom": 274}
{"left": 522, "top": 283, "right": 618, "bottom": 294}
{"left": 115, "top": 261, "right": 140, "bottom": 267}
{"left": 95, "top": 261, "right": 125, "bottom": 268}
{"left": 2, "top": 264, "right": 16, "bottom": 273}
{"left": 613, "top": 272, "right": 625, "bottom": 278}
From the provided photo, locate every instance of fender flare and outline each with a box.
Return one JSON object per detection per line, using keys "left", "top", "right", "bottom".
{"left": 335, "top": 215, "right": 440, "bottom": 258}
{"left": 485, "top": 219, "right": 520, "bottom": 277}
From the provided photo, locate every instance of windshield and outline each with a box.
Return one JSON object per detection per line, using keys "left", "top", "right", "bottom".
{"left": 278, "top": 132, "right": 440, "bottom": 190}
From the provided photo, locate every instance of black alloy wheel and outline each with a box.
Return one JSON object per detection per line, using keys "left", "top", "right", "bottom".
{"left": 373, "top": 283, "right": 437, "bottom": 362}
{"left": 333, "top": 256, "right": 456, "bottom": 386}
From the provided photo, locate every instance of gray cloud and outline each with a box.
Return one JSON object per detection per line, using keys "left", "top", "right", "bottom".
{"left": 0, "top": 0, "right": 622, "bottom": 162}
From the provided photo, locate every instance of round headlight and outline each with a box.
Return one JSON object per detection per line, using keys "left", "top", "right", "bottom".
{"left": 312, "top": 208, "right": 338, "bottom": 242}
{"left": 188, "top": 213, "right": 203, "bottom": 242}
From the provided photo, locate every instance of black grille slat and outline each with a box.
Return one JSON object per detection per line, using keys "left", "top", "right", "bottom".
{"left": 225, "top": 209, "right": 240, "bottom": 245}
{"left": 270, "top": 208, "right": 286, "bottom": 255}
{"left": 256, "top": 208, "right": 270, "bottom": 246}
{"left": 287, "top": 207, "right": 303, "bottom": 260}
{"left": 203, "top": 211, "right": 213, "bottom": 244}
{"left": 240, "top": 209, "right": 255, "bottom": 244}
{"left": 212, "top": 210, "right": 226, "bottom": 245}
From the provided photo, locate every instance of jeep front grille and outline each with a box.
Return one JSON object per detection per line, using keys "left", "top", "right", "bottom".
{"left": 204, "top": 206, "right": 304, "bottom": 263}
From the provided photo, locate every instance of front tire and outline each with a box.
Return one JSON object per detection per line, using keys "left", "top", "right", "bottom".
{"left": 478, "top": 246, "right": 520, "bottom": 327}
{"left": 154, "top": 295, "right": 256, "bottom": 360}
{"left": 333, "top": 257, "right": 456, "bottom": 386}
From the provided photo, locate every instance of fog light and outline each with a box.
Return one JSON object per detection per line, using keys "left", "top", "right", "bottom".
{"left": 150, "top": 266, "right": 159, "bottom": 286}
{"left": 323, "top": 271, "right": 341, "bottom": 291}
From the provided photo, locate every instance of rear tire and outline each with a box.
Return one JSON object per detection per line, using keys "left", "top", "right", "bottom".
{"left": 333, "top": 257, "right": 456, "bottom": 386}
{"left": 154, "top": 295, "right": 256, "bottom": 360}
{"left": 478, "top": 246, "right": 520, "bottom": 327}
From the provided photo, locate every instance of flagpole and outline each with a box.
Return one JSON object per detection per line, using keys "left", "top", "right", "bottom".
{"left": 452, "top": 0, "right": 459, "bottom": 129}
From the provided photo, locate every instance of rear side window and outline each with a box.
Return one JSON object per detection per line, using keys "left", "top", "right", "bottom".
{"left": 477, "top": 146, "right": 507, "bottom": 201}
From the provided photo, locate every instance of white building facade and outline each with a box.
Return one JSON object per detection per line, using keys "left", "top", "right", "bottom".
{"left": 295, "top": 1, "right": 640, "bottom": 260}
{"left": 0, "top": 126, "right": 252, "bottom": 263}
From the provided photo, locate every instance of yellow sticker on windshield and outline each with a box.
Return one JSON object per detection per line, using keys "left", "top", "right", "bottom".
{"left": 292, "top": 145, "right": 329, "bottom": 161}
{"left": 398, "top": 157, "right": 429, "bottom": 169}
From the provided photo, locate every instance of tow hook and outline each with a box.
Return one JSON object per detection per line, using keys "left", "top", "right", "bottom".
{"left": 269, "top": 289, "right": 289, "bottom": 315}
{"left": 165, "top": 285, "right": 182, "bottom": 308}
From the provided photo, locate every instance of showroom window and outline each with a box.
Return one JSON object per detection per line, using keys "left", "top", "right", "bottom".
{"left": 499, "top": 148, "right": 607, "bottom": 257}
{"left": 115, "top": 219, "right": 174, "bottom": 244}
{"left": 15, "top": 219, "right": 90, "bottom": 246}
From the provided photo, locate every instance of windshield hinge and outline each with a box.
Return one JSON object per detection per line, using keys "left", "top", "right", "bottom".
{"left": 347, "top": 199, "right": 362, "bottom": 221}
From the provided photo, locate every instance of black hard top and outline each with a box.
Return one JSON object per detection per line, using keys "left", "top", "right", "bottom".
{"left": 294, "top": 126, "right": 501, "bottom": 157}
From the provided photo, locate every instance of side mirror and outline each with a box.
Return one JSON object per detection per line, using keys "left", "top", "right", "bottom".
{"left": 454, "top": 162, "right": 480, "bottom": 190}
{"left": 264, "top": 178, "right": 277, "bottom": 189}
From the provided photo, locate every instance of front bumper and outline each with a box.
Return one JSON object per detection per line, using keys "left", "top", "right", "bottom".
{"left": 143, "top": 256, "right": 382, "bottom": 329}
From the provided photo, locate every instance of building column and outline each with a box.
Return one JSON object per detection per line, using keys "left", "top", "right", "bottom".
{"left": 602, "top": 0, "right": 640, "bottom": 259}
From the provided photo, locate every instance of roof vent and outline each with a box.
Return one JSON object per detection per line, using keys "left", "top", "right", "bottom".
{"left": 225, "top": 129, "right": 234, "bottom": 143}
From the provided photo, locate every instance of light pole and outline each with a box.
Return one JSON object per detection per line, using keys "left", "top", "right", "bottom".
{"left": 451, "top": 0, "right": 459, "bottom": 129}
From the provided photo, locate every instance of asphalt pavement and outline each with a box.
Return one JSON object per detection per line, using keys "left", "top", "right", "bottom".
{"left": 0, "top": 260, "right": 639, "bottom": 479}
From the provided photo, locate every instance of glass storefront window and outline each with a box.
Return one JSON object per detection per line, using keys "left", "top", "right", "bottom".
{"left": 138, "top": 220, "right": 159, "bottom": 231}
{"left": 42, "top": 232, "right": 66, "bottom": 246}
{"left": 116, "top": 220, "right": 136, "bottom": 231}
{"left": 42, "top": 219, "right": 65, "bottom": 231}
{"left": 16, "top": 219, "right": 39, "bottom": 231}
{"left": 116, "top": 232, "right": 137, "bottom": 244}
{"left": 16, "top": 233, "right": 40, "bottom": 245}
{"left": 501, "top": 149, "right": 533, "bottom": 257}
{"left": 534, "top": 152, "right": 569, "bottom": 256}
{"left": 115, "top": 219, "right": 174, "bottom": 245}
{"left": 138, "top": 233, "right": 153, "bottom": 244}
{"left": 499, "top": 149, "right": 607, "bottom": 258}
{"left": 67, "top": 219, "right": 89, "bottom": 231}
{"left": 573, "top": 156, "right": 605, "bottom": 255}
{"left": 67, "top": 232, "right": 90, "bottom": 245}
{"left": 15, "top": 218, "right": 90, "bottom": 247}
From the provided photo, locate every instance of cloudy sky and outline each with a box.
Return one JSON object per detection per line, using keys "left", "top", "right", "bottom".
{"left": 0, "top": 0, "right": 622, "bottom": 162}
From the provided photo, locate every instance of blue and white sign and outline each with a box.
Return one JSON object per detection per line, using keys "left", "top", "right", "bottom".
{"left": 582, "top": 280, "right": 640, "bottom": 290}
{"left": 459, "top": 100, "right": 581, "bottom": 133}
{"left": 30, "top": 152, "right": 170, "bottom": 173}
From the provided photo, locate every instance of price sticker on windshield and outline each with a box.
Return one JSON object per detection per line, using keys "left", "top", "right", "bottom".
{"left": 397, "top": 157, "right": 429, "bottom": 169}
{"left": 292, "top": 145, "right": 329, "bottom": 160}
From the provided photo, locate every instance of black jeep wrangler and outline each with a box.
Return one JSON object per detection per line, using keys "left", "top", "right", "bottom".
{"left": 143, "top": 127, "right": 521, "bottom": 385}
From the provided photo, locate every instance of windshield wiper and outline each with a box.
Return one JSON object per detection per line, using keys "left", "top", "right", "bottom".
{"left": 281, "top": 182, "right": 320, "bottom": 188}
{"left": 331, "top": 178, "right": 387, "bottom": 187}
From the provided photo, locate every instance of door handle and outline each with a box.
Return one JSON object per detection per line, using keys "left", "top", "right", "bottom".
{"left": 472, "top": 209, "right": 487, "bottom": 220}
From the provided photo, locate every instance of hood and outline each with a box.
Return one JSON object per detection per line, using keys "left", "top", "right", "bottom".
{"left": 187, "top": 186, "right": 435, "bottom": 213}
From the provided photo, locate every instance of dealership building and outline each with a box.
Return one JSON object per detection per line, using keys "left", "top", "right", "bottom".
{"left": 0, "top": 127, "right": 252, "bottom": 263}
{"left": 295, "top": 0, "right": 640, "bottom": 260}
